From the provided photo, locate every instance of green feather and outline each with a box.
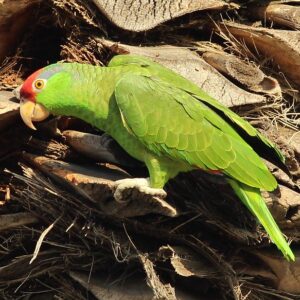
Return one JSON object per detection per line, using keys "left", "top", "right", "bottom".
{"left": 114, "top": 73, "right": 277, "bottom": 191}
{"left": 109, "top": 54, "right": 285, "bottom": 164}
{"left": 113, "top": 72, "right": 293, "bottom": 260}
{"left": 227, "top": 179, "right": 294, "bottom": 261}
{"left": 31, "top": 57, "right": 293, "bottom": 260}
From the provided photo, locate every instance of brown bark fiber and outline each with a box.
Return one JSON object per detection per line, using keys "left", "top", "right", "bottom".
{"left": 0, "top": 1, "right": 299, "bottom": 299}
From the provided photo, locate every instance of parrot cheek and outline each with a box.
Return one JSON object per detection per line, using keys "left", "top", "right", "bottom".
{"left": 19, "top": 99, "right": 50, "bottom": 130}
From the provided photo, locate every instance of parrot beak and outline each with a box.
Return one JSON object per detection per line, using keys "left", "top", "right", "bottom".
{"left": 19, "top": 99, "right": 50, "bottom": 130}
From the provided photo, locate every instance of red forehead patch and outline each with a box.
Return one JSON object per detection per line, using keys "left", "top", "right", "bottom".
{"left": 20, "top": 68, "right": 43, "bottom": 102}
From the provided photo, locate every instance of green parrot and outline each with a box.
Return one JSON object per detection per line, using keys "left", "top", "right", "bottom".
{"left": 17, "top": 55, "right": 294, "bottom": 261}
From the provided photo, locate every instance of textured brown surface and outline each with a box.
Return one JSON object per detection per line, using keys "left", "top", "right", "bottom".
{"left": 253, "top": 4, "right": 300, "bottom": 30}
{"left": 0, "top": 91, "right": 19, "bottom": 131}
{"left": 92, "top": 0, "right": 229, "bottom": 31}
{"left": 218, "top": 22, "right": 300, "bottom": 86}
{"left": 202, "top": 50, "right": 281, "bottom": 96}
{"left": 0, "top": 212, "right": 38, "bottom": 231}
{"left": 254, "top": 251, "right": 300, "bottom": 293}
{"left": 24, "top": 154, "right": 177, "bottom": 217}
{"left": 0, "top": 0, "right": 40, "bottom": 63}
{"left": 0, "top": 0, "right": 299, "bottom": 299}
{"left": 265, "top": 185, "right": 300, "bottom": 228}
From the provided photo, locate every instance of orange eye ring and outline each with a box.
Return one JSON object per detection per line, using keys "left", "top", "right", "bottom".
{"left": 33, "top": 79, "right": 45, "bottom": 90}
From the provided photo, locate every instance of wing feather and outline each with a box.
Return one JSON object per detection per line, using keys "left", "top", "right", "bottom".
{"left": 114, "top": 73, "right": 277, "bottom": 191}
{"left": 109, "top": 54, "right": 286, "bottom": 169}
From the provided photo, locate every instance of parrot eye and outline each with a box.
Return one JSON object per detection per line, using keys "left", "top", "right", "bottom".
{"left": 33, "top": 79, "right": 46, "bottom": 90}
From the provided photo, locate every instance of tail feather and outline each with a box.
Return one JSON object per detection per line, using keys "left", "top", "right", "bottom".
{"left": 227, "top": 179, "right": 295, "bottom": 261}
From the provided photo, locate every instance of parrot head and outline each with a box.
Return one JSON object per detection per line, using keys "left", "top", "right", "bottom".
{"left": 16, "top": 64, "right": 71, "bottom": 130}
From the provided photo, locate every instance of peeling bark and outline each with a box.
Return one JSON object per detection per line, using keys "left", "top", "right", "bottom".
{"left": 202, "top": 50, "right": 281, "bottom": 96}
{"left": 23, "top": 154, "right": 177, "bottom": 217}
{"left": 265, "top": 185, "right": 300, "bottom": 229}
{"left": 0, "top": 0, "right": 40, "bottom": 63}
{"left": 254, "top": 251, "right": 300, "bottom": 293}
{"left": 92, "top": 0, "right": 230, "bottom": 31}
{"left": 217, "top": 21, "right": 300, "bottom": 86}
{"left": 26, "top": 138, "right": 72, "bottom": 160}
{"left": 139, "top": 254, "right": 177, "bottom": 300}
{"left": 1, "top": 1, "right": 300, "bottom": 299}
{"left": 158, "top": 245, "right": 218, "bottom": 278}
{"left": 251, "top": 4, "right": 300, "bottom": 30}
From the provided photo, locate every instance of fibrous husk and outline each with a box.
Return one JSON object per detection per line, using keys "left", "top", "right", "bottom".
{"left": 250, "top": 3, "right": 300, "bottom": 30}
{"left": 26, "top": 137, "right": 73, "bottom": 161}
{"left": 52, "top": 0, "right": 103, "bottom": 30}
{"left": 1, "top": 1, "right": 300, "bottom": 299}
{"left": 70, "top": 270, "right": 205, "bottom": 300}
{"left": 23, "top": 154, "right": 177, "bottom": 217}
{"left": 0, "top": 212, "right": 38, "bottom": 231}
{"left": 70, "top": 271, "right": 156, "bottom": 300}
{"left": 216, "top": 21, "right": 300, "bottom": 87}
{"left": 158, "top": 245, "right": 218, "bottom": 278}
{"left": 265, "top": 185, "right": 300, "bottom": 229}
{"left": 0, "top": 251, "right": 65, "bottom": 285}
{"left": 2, "top": 145, "right": 297, "bottom": 299}
{"left": 0, "top": 0, "right": 40, "bottom": 63}
{"left": 265, "top": 160, "right": 299, "bottom": 191}
{"left": 3, "top": 164, "right": 235, "bottom": 298}
{"left": 91, "top": 0, "right": 232, "bottom": 32}
{"left": 201, "top": 49, "right": 281, "bottom": 96}
{"left": 263, "top": 125, "right": 300, "bottom": 178}
{"left": 252, "top": 250, "right": 300, "bottom": 294}
{"left": 139, "top": 253, "right": 177, "bottom": 300}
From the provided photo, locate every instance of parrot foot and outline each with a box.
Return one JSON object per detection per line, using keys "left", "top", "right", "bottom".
{"left": 113, "top": 178, "right": 167, "bottom": 203}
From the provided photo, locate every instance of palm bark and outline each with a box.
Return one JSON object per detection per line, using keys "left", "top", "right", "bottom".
{"left": 0, "top": 0, "right": 299, "bottom": 299}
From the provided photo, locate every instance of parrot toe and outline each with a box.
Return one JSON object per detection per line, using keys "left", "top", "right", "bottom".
{"left": 114, "top": 178, "right": 167, "bottom": 203}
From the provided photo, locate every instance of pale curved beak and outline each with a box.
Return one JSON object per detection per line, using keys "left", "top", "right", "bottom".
{"left": 19, "top": 100, "right": 50, "bottom": 130}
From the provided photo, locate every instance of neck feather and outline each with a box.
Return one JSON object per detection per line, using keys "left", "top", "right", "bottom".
{"left": 43, "top": 64, "right": 122, "bottom": 131}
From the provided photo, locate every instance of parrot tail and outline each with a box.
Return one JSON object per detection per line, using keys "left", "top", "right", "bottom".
{"left": 227, "top": 178, "right": 295, "bottom": 261}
